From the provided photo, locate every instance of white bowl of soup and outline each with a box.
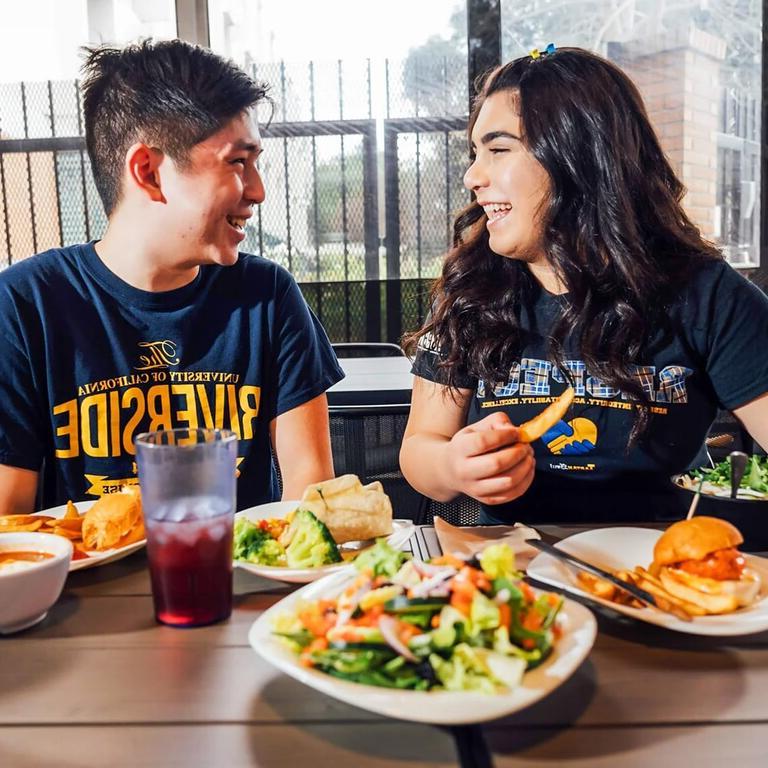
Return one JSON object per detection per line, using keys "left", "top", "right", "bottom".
{"left": 0, "top": 532, "right": 72, "bottom": 634}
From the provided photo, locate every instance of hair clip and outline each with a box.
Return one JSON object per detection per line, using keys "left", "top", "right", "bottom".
{"left": 529, "top": 43, "right": 556, "bottom": 60}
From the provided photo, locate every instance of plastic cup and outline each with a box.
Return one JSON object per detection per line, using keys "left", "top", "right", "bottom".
{"left": 135, "top": 428, "right": 237, "bottom": 627}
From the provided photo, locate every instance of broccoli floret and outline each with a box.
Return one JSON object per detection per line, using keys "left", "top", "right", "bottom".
{"left": 285, "top": 509, "right": 342, "bottom": 568}
{"left": 233, "top": 518, "right": 286, "bottom": 566}
{"left": 354, "top": 539, "right": 410, "bottom": 578}
{"left": 479, "top": 543, "right": 519, "bottom": 581}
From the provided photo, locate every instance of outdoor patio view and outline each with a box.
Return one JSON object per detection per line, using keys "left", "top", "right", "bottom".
{"left": 0, "top": 0, "right": 763, "bottom": 341}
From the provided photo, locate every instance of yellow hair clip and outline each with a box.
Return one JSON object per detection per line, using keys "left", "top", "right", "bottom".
{"left": 530, "top": 43, "right": 556, "bottom": 60}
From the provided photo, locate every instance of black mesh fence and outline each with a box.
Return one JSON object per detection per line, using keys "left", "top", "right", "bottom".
{"left": 298, "top": 278, "right": 433, "bottom": 344}
{"left": 0, "top": 57, "right": 469, "bottom": 342}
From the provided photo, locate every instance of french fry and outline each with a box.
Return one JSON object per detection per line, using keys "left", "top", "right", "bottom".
{"left": 0, "top": 518, "right": 45, "bottom": 532}
{"left": 632, "top": 567, "right": 702, "bottom": 620}
{"left": 576, "top": 570, "right": 645, "bottom": 608}
{"left": 576, "top": 571, "right": 617, "bottom": 601}
{"left": 612, "top": 571, "right": 644, "bottom": 607}
{"left": 518, "top": 387, "right": 576, "bottom": 443}
{"left": 0, "top": 514, "right": 49, "bottom": 529}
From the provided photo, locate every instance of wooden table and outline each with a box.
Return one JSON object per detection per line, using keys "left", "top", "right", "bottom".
{"left": 3, "top": 526, "right": 768, "bottom": 767}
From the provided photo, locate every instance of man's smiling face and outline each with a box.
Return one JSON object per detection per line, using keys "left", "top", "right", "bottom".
{"left": 157, "top": 109, "right": 265, "bottom": 268}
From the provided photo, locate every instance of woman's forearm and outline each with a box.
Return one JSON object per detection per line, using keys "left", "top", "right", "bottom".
{"left": 399, "top": 431, "right": 461, "bottom": 503}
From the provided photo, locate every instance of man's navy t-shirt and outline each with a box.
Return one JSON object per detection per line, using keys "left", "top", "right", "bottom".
{"left": 0, "top": 243, "right": 344, "bottom": 510}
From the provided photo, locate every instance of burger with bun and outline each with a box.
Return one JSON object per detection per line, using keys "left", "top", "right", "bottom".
{"left": 650, "top": 516, "right": 761, "bottom": 614}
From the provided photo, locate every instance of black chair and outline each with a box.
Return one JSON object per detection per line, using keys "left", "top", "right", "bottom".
{"left": 706, "top": 409, "right": 757, "bottom": 463}
{"left": 422, "top": 494, "right": 482, "bottom": 526}
{"left": 332, "top": 342, "right": 406, "bottom": 358}
{"left": 329, "top": 403, "right": 428, "bottom": 522}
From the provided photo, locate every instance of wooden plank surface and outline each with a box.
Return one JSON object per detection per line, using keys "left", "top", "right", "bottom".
{"left": 4, "top": 591, "right": 768, "bottom": 727}
{"left": 0, "top": 723, "right": 762, "bottom": 768}
{"left": 3, "top": 526, "right": 768, "bottom": 767}
{"left": 0, "top": 723, "right": 457, "bottom": 768}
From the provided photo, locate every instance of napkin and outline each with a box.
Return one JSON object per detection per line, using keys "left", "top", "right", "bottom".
{"left": 433, "top": 516, "right": 542, "bottom": 570}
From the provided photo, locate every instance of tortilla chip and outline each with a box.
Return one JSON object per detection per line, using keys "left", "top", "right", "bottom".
{"left": 64, "top": 500, "right": 80, "bottom": 519}
{"left": 299, "top": 474, "right": 393, "bottom": 543}
{"left": 48, "top": 526, "right": 82, "bottom": 540}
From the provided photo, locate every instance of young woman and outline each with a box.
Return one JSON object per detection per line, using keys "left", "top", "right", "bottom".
{"left": 400, "top": 47, "right": 768, "bottom": 524}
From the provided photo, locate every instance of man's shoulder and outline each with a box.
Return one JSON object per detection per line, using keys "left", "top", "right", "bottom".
{"left": 0, "top": 245, "right": 83, "bottom": 292}
{"left": 228, "top": 252, "right": 299, "bottom": 297}
{"left": 235, "top": 252, "right": 293, "bottom": 280}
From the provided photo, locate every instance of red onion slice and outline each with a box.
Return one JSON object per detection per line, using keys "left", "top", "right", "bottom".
{"left": 378, "top": 614, "right": 418, "bottom": 662}
{"left": 409, "top": 569, "right": 455, "bottom": 599}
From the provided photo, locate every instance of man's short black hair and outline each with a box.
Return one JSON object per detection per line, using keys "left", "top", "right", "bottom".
{"left": 81, "top": 39, "right": 270, "bottom": 215}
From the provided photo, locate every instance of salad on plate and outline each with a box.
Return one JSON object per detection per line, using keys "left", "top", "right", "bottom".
{"left": 272, "top": 540, "right": 564, "bottom": 692}
{"left": 679, "top": 455, "right": 768, "bottom": 500}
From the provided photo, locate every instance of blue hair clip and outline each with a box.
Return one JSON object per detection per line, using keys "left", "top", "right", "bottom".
{"left": 530, "top": 43, "right": 556, "bottom": 59}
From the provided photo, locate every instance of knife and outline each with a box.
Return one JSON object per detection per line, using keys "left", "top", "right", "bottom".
{"left": 527, "top": 539, "right": 694, "bottom": 622}
{"left": 525, "top": 537, "right": 672, "bottom": 609}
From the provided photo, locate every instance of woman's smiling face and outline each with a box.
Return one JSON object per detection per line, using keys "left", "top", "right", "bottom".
{"left": 464, "top": 91, "right": 551, "bottom": 266}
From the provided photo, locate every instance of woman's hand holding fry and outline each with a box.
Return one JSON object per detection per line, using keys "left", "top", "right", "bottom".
{"left": 445, "top": 411, "right": 535, "bottom": 505}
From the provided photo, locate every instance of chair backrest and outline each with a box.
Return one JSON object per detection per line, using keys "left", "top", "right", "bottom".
{"left": 707, "top": 409, "right": 756, "bottom": 462}
{"left": 329, "top": 404, "right": 427, "bottom": 522}
{"left": 423, "top": 495, "right": 481, "bottom": 526}
{"left": 332, "top": 342, "right": 406, "bottom": 358}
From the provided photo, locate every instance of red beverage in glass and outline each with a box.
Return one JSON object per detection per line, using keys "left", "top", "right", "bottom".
{"left": 145, "top": 501, "right": 233, "bottom": 628}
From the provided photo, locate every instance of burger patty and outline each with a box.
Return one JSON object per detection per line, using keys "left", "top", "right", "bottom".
{"left": 675, "top": 547, "right": 745, "bottom": 581}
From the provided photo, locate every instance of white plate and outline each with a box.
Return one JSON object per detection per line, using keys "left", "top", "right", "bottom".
{"left": 234, "top": 501, "right": 416, "bottom": 583}
{"left": 248, "top": 569, "right": 597, "bottom": 724}
{"left": 527, "top": 527, "right": 768, "bottom": 636}
{"left": 33, "top": 501, "right": 146, "bottom": 572}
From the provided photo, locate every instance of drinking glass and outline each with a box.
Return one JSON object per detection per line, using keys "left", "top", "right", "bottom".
{"left": 135, "top": 428, "right": 237, "bottom": 627}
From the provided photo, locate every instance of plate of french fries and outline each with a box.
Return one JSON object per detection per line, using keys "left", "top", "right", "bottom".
{"left": 0, "top": 492, "right": 146, "bottom": 572}
{"left": 527, "top": 527, "right": 768, "bottom": 636}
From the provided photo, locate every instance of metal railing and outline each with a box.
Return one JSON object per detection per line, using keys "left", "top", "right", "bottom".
{"left": 0, "top": 66, "right": 469, "bottom": 342}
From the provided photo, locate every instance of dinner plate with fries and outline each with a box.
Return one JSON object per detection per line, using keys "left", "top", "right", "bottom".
{"left": 527, "top": 527, "right": 768, "bottom": 636}
{"left": 0, "top": 498, "right": 147, "bottom": 572}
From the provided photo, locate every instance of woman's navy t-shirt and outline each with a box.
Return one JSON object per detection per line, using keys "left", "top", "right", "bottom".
{"left": 413, "top": 259, "right": 768, "bottom": 523}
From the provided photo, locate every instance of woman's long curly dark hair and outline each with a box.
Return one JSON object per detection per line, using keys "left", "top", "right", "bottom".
{"left": 406, "top": 47, "right": 721, "bottom": 444}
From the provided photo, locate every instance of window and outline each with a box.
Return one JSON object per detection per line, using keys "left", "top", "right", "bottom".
{"left": 501, "top": 0, "right": 762, "bottom": 267}
{"left": 0, "top": 0, "right": 177, "bottom": 261}
{"left": 207, "top": 0, "right": 469, "bottom": 285}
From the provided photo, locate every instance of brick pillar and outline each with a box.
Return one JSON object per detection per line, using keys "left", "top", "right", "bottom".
{"left": 610, "top": 27, "right": 727, "bottom": 240}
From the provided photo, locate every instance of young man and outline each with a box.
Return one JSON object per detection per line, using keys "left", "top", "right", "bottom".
{"left": 0, "top": 39, "right": 344, "bottom": 514}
